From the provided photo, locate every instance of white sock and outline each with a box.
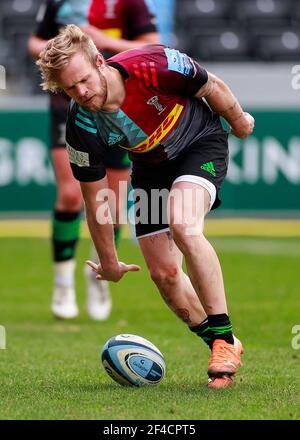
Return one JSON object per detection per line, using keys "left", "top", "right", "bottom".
{"left": 54, "top": 259, "right": 75, "bottom": 288}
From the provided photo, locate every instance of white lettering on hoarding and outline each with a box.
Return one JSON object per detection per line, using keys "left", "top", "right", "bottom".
{"left": 291, "top": 65, "right": 300, "bottom": 90}
{"left": 0, "top": 65, "right": 5, "bottom": 89}
{"left": 227, "top": 137, "right": 300, "bottom": 184}
{"left": 0, "top": 138, "right": 55, "bottom": 186}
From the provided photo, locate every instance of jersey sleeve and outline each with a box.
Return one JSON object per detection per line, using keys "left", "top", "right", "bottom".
{"left": 155, "top": 47, "right": 208, "bottom": 97}
{"left": 34, "top": 0, "right": 59, "bottom": 40}
{"left": 66, "top": 104, "right": 106, "bottom": 182}
{"left": 124, "top": 0, "right": 158, "bottom": 38}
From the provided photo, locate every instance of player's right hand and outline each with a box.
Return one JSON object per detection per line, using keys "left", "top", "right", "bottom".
{"left": 230, "top": 112, "right": 255, "bottom": 139}
{"left": 86, "top": 260, "right": 141, "bottom": 282}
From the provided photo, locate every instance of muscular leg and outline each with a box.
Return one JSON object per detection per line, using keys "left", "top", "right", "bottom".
{"left": 168, "top": 182, "right": 227, "bottom": 315}
{"left": 138, "top": 231, "right": 207, "bottom": 327}
{"left": 168, "top": 181, "right": 243, "bottom": 386}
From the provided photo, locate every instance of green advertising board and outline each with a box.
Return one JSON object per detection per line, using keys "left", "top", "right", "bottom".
{"left": 0, "top": 109, "right": 55, "bottom": 212}
{"left": 0, "top": 109, "right": 299, "bottom": 214}
{"left": 222, "top": 110, "right": 300, "bottom": 213}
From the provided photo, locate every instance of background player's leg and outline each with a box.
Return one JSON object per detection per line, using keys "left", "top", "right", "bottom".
{"left": 51, "top": 147, "right": 82, "bottom": 319}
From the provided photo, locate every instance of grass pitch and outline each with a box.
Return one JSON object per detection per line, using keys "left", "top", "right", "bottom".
{"left": 0, "top": 226, "right": 299, "bottom": 420}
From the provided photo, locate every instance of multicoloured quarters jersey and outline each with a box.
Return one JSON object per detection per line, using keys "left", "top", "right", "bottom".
{"left": 35, "top": 0, "right": 157, "bottom": 44}
{"left": 66, "top": 45, "right": 225, "bottom": 182}
{"left": 88, "top": 0, "right": 157, "bottom": 42}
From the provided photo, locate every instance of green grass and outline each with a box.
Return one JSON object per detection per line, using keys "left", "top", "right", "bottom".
{"left": 0, "top": 236, "right": 300, "bottom": 420}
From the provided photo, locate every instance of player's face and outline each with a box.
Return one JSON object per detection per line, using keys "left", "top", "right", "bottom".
{"left": 58, "top": 52, "right": 107, "bottom": 113}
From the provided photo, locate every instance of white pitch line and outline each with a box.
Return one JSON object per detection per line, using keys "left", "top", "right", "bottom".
{"left": 211, "top": 238, "right": 300, "bottom": 256}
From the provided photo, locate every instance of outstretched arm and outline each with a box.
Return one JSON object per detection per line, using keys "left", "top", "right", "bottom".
{"left": 28, "top": 35, "right": 48, "bottom": 59}
{"left": 81, "top": 179, "right": 140, "bottom": 282}
{"left": 82, "top": 0, "right": 159, "bottom": 54}
{"left": 80, "top": 25, "right": 159, "bottom": 54}
{"left": 195, "top": 72, "right": 254, "bottom": 139}
{"left": 29, "top": 26, "right": 159, "bottom": 60}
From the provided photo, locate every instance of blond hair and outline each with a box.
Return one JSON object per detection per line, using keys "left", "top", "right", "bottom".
{"left": 37, "top": 24, "right": 99, "bottom": 92}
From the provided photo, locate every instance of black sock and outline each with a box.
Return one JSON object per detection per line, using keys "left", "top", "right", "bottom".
{"left": 114, "top": 226, "right": 121, "bottom": 248}
{"left": 190, "top": 318, "right": 213, "bottom": 349}
{"left": 207, "top": 313, "right": 234, "bottom": 345}
{"left": 52, "top": 210, "right": 81, "bottom": 262}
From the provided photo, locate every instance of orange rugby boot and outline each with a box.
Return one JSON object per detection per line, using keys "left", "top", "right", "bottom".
{"left": 208, "top": 336, "right": 244, "bottom": 378}
{"left": 207, "top": 374, "right": 235, "bottom": 389}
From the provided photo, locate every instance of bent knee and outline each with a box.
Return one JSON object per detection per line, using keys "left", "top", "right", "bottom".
{"left": 170, "top": 223, "right": 204, "bottom": 248}
{"left": 149, "top": 265, "right": 180, "bottom": 289}
{"left": 57, "top": 185, "right": 82, "bottom": 211}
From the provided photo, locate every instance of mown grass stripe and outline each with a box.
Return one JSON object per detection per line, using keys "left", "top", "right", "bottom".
{"left": 1, "top": 219, "right": 300, "bottom": 238}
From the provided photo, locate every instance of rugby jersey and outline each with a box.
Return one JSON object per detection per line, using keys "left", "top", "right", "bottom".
{"left": 66, "top": 45, "right": 225, "bottom": 181}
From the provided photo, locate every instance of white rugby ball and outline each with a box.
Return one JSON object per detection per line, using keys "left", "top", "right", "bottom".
{"left": 101, "top": 334, "right": 166, "bottom": 387}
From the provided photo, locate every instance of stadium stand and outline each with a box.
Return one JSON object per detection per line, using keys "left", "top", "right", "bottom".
{"left": 1, "top": 0, "right": 300, "bottom": 94}
{"left": 185, "top": 27, "right": 251, "bottom": 61}
{"left": 0, "top": 0, "right": 41, "bottom": 94}
{"left": 175, "top": 0, "right": 300, "bottom": 61}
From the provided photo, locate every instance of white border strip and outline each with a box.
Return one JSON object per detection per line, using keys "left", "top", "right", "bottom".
{"left": 173, "top": 175, "right": 216, "bottom": 211}
{"left": 137, "top": 227, "right": 170, "bottom": 239}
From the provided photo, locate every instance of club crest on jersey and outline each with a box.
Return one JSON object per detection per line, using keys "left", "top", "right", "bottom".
{"left": 147, "top": 96, "right": 166, "bottom": 115}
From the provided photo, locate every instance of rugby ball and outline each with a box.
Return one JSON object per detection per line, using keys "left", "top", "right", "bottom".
{"left": 101, "top": 334, "right": 166, "bottom": 387}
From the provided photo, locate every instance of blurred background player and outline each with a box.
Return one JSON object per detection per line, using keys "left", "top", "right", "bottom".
{"left": 28, "top": 0, "right": 159, "bottom": 320}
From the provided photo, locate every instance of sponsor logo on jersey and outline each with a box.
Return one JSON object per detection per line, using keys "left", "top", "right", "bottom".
{"left": 66, "top": 142, "right": 90, "bottom": 167}
{"left": 164, "top": 48, "right": 195, "bottom": 77}
{"left": 120, "top": 103, "right": 184, "bottom": 154}
{"left": 147, "top": 96, "right": 167, "bottom": 115}
{"left": 108, "top": 131, "right": 126, "bottom": 145}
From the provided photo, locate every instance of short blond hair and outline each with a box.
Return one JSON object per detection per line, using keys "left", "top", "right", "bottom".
{"left": 37, "top": 24, "right": 99, "bottom": 92}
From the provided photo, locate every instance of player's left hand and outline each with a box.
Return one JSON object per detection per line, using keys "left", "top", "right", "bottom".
{"left": 86, "top": 260, "right": 141, "bottom": 282}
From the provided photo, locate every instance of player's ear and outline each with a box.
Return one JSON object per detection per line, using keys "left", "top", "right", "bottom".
{"left": 96, "top": 53, "right": 105, "bottom": 69}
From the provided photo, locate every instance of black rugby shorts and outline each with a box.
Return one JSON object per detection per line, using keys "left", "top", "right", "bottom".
{"left": 131, "top": 133, "right": 229, "bottom": 238}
